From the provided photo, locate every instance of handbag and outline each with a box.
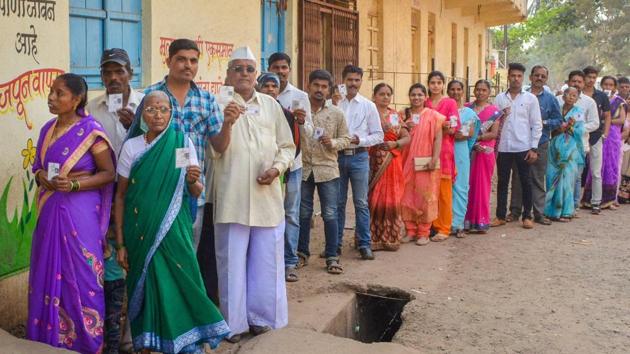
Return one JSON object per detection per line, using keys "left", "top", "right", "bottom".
{"left": 414, "top": 156, "right": 439, "bottom": 171}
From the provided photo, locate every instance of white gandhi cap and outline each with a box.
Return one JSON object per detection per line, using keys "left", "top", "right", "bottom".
{"left": 229, "top": 46, "right": 257, "bottom": 63}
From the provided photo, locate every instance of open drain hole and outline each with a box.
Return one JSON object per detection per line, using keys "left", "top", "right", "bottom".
{"left": 325, "top": 290, "right": 411, "bottom": 343}
{"left": 355, "top": 292, "right": 410, "bottom": 343}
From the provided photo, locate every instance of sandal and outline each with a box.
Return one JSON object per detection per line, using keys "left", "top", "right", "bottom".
{"left": 285, "top": 267, "right": 298, "bottom": 282}
{"left": 430, "top": 233, "right": 449, "bottom": 242}
{"left": 415, "top": 237, "right": 430, "bottom": 246}
{"left": 455, "top": 230, "right": 466, "bottom": 238}
{"left": 326, "top": 257, "right": 343, "bottom": 274}
{"left": 296, "top": 252, "right": 309, "bottom": 269}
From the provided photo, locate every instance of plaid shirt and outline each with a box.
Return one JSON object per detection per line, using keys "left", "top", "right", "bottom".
{"left": 144, "top": 77, "right": 223, "bottom": 205}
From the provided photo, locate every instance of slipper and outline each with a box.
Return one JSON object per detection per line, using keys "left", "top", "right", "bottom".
{"left": 296, "top": 252, "right": 309, "bottom": 269}
{"left": 455, "top": 230, "right": 466, "bottom": 238}
{"left": 431, "top": 233, "right": 449, "bottom": 242}
{"left": 326, "top": 257, "right": 343, "bottom": 274}
{"left": 415, "top": 237, "right": 430, "bottom": 246}
{"left": 285, "top": 267, "right": 298, "bottom": 282}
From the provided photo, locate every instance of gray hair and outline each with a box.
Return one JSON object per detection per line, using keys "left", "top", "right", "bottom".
{"left": 144, "top": 90, "right": 171, "bottom": 105}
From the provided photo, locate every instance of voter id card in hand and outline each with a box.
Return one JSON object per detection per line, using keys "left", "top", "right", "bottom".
{"left": 313, "top": 127, "right": 325, "bottom": 140}
{"left": 218, "top": 85, "right": 235, "bottom": 105}
{"left": 412, "top": 114, "right": 420, "bottom": 124}
{"left": 338, "top": 84, "right": 347, "bottom": 97}
{"left": 175, "top": 148, "right": 191, "bottom": 168}
{"left": 389, "top": 113, "right": 400, "bottom": 127}
{"left": 292, "top": 99, "right": 304, "bottom": 111}
{"left": 449, "top": 115, "right": 458, "bottom": 127}
{"left": 48, "top": 162, "right": 60, "bottom": 180}
{"left": 108, "top": 93, "right": 123, "bottom": 113}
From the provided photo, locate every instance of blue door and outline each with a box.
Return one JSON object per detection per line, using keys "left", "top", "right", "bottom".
{"left": 261, "top": 0, "right": 286, "bottom": 71}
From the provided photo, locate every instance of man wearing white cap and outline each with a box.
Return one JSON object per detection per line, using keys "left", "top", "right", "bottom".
{"left": 212, "top": 46, "right": 295, "bottom": 342}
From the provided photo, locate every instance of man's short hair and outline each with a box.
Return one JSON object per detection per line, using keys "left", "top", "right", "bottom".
{"left": 342, "top": 65, "right": 363, "bottom": 79}
{"left": 168, "top": 38, "right": 200, "bottom": 58}
{"left": 308, "top": 69, "right": 333, "bottom": 87}
{"left": 507, "top": 62, "right": 526, "bottom": 75}
{"left": 530, "top": 65, "right": 548, "bottom": 76}
{"left": 568, "top": 70, "right": 585, "bottom": 81}
{"left": 268, "top": 52, "right": 291, "bottom": 68}
{"left": 583, "top": 66, "right": 599, "bottom": 76}
{"left": 618, "top": 77, "right": 630, "bottom": 85}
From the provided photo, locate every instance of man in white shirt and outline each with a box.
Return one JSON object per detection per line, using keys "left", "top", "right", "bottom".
{"left": 267, "top": 52, "right": 313, "bottom": 279}
{"left": 561, "top": 70, "right": 600, "bottom": 209}
{"left": 212, "top": 47, "right": 294, "bottom": 342}
{"left": 492, "top": 63, "right": 542, "bottom": 229}
{"left": 86, "top": 48, "right": 144, "bottom": 156}
{"left": 337, "top": 65, "right": 384, "bottom": 260}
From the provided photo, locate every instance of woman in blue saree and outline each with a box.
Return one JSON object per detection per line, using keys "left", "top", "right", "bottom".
{"left": 114, "top": 91, "right": 229, "bottom": 354}
{"left": 544, "top": 87, "right": 586, "bottom": 221}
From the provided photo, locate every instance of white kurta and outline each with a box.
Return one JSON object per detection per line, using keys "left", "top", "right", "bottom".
{"left": 211, "top": 91, "right": 296, "bottom": 227}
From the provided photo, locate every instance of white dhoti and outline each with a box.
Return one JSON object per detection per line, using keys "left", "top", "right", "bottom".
{"left": 215, "top": 221, "right": 288, "bottom": 336}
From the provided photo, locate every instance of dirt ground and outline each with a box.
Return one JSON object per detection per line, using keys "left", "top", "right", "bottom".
{"left": 276, "top": 200, "right": 630, "bottom": 353}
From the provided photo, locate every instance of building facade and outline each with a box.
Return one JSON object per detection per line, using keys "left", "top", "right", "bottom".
{"left": 0, "top": 0, "right": 525, "bottom": 330}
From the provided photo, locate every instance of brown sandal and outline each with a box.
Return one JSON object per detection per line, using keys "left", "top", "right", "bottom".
{"left": 296, "top": 252, "right": 308, "bottom": 269}
{"left": 326, "top": 257, "right": 343, "bottom": 274}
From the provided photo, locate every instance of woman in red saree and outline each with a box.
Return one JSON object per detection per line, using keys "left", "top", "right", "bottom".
{"left": 400, "top": 84, "right": 444, "bottom": 245}
{"left": 368, "top": 83, "right": 410, "bottom": 251}
{"left": 425, "top": 71, "right": 460, "bottom": 242}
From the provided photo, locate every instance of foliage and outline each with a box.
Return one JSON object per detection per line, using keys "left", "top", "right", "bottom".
{"left": 492, "top": 0, "right": 629, "bottom": 86}
{"left": 0, "top": 172, "right": 37, "bottom": 278}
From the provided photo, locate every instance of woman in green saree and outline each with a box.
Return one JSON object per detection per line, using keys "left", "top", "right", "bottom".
{"left": 114, "top": 91, "right": 229, "bottom": 353}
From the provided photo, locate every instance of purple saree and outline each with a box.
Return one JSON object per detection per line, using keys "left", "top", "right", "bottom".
{"left": 583, "top": 95, "right": 628, "bottom": 207}
{"left": 28, "top": 115, "right": 114, "bottom": 354}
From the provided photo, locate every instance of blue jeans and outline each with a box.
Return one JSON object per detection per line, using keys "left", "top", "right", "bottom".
{"left": 284, "top": 168, "right": 302, "bottom": 268}
{"left": 575, "top": 165, "right": 584, "bottom": 209}
{"left": 298, "top": 174, "right": 339, "bottom": 258}
{"left": 337, "top": 151, "right": 371, "bottom": 250}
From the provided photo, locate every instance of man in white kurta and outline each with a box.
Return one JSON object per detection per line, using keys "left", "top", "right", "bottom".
{"left": 211, "top": 47, "right": 295, "bottom": 340}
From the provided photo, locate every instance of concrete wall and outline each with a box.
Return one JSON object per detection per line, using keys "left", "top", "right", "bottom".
{"left": 355, "top": 0, "right": 489, "bottom": 106}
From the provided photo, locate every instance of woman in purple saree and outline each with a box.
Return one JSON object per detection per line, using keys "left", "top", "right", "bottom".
{"left": 28, "top": 74, "right": 116, "bottom": 354}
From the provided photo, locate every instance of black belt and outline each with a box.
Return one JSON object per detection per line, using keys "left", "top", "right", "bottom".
{"left": 339, "top": 147, "right": 367, "bottom": 156}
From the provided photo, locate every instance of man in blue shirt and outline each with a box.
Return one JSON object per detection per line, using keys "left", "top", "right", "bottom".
{"left": 509, "top": 65, "right": 562, "bottom": 225}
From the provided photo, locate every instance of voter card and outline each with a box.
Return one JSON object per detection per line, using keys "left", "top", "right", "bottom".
{"left": 48, "top": 162, "right": 60, "bottom": 180}
{"left": 460, "top": 122, "right": 470, "bottom": 136}
{"left": 338, "top": 84, "right": 347, "bottom": 97}
{"left": 313, "top": 127, "right": 325, "bottom": 140}
{"left": 108, "top": 93, "right": 123, "bottom": 113}
{"left": 218, "top": 85, "right": 235, "bottom": 105}
{"left": 449, "top": 115, "right": 458, "bottom": 127}
{"left": 175, "top": 148, "right": 191, "bottom": 169}
{"left": 412, "top": 114, "right": 420, "bottom": 124}
{"left": 246, "top": 105, "right": 260, "bottom": 116}
{"left": 389, "top": 113, "right": 400, "bottom": 127}
{"left": 292, "top": 99, "right": 304, "bottom": 111}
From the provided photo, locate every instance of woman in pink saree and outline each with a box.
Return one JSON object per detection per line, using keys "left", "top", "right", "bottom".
{"left": 28, "top": 74, "right": 116, "bottom": 354}
{"left": 464, "top": 80, "right": 501, "bottom": 233}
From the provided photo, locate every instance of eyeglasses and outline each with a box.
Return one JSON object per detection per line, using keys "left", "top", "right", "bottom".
{"left": 144, "top": 106, "right": 171, "bottom": 116}
{"left": 230, "top": 65, "right": 256, "bottom": 74}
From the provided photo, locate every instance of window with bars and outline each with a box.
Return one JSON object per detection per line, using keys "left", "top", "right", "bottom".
{"left": 69, "top": 0, "right": 142, "bottom": 89}
{"left": 367, "top": 12, "right": 382, "bottom": 79}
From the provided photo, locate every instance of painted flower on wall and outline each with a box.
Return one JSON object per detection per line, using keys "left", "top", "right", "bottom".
{"left": 21, "top": 138, "right": 36, "bottom": 169}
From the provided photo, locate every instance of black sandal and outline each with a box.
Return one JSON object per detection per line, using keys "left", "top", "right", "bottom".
{"left": 326, "top": 257, "right": 343, "bottom": 274}
{"left": 285, "top": 267, "right": 298, "bottom": 282}
{"left": 296, "top": 252, "right": 309, "bottom": 268}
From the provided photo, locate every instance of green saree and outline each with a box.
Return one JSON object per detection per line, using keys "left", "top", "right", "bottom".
{"left": 124, "top": 124, "right": 229, "bottom": 353}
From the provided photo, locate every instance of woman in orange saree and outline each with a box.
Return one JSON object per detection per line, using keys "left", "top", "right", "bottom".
{"left": 400, "top": 83, "right": 444, "bottom": 246}
{"left": 368, "top": 83, "right": 410, "bottom": 251}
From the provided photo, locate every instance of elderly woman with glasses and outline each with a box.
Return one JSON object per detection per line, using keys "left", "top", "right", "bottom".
{"left": 114, "top": 90, "right": 229, "bottom": 354}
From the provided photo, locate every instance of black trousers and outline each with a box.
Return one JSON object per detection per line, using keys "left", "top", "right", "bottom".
{"left": 196, "top": 202, "right": 219, "bottom": 307}
{"left": 497, "top": 151, "right": 533, "bottom": 220}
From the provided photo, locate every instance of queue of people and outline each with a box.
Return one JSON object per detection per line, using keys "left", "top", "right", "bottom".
{"left": 25, "top": 37, "right": 629, "bottom": 354}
